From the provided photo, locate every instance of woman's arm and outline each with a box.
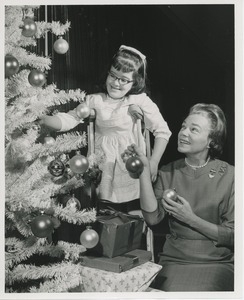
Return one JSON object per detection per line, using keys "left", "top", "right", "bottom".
{"left": 150, "top": 137, "right": 168, "bottom": 182}
{"left": 123, "top": 144, "right": 158, "bottom": 212}
{"left": 163, "top": 189, "right": 234, "bottom": 248}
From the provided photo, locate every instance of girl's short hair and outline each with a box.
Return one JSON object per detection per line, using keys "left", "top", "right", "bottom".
{"left": 189, "top": 103, "right": 227, "bottom": 158}
{"left": 110, "top": 48, "right": 147, "bottom": 95}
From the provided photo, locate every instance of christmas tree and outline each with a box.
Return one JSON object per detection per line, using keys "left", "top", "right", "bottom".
{"left": 5, "top": 5, "right": 100, "bottom": 292}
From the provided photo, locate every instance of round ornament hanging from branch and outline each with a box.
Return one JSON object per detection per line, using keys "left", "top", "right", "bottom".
{"left": 30, "top": 213, "right": 54, "bottom": 238}
{"left": 21, "top": 17, "right": 37, "bottom": 37}
{"left": 28, "top": 69, "right": 46, "bottom": 87}
{"left": 80, "top": 226, "right": 99, "bottom": 249}
{"left": 53, "top": 36, "right": 69, "bottom": 54}
{"left": 69, "top": 152, "right": 89, "bottom": 174}
{"left": 48, "top": 158, "right": 65, "bottom": 177}
{"left": 5, "top": 55, "right": 19, "bottom": 78}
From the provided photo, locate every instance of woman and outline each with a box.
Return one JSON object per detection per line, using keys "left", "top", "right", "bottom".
{"left": 122, "top": 103, "right": 234, "bottom": 291}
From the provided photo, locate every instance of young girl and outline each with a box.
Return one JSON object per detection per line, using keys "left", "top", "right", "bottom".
{"left": 40, "top": 45, "right": 171, "bottom": 212}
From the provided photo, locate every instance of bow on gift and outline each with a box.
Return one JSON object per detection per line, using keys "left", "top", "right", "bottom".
{"left": 97, "top": 207, "right": 143, "bottom": 223}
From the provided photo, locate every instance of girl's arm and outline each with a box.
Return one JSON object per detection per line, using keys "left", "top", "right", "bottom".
{"left": 39, "top": 110, "right": 81, "bottom": 132}
{"left": 39, "top": 95, "right": 95, "bottom": 132}
{"left": 39, "top": 115, "right": 62, "bottom": 131}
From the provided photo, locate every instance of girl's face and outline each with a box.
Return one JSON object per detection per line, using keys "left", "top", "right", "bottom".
{"left": 177, "top": 113, "right": 212, "bottom": 158}
{"left": 106, "top": 66, "right": 134, "bottom": 99}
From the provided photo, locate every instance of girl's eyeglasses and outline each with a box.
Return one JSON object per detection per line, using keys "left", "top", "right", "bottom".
{"left": 107, "top": 72, "right": 133, "bottom": 86}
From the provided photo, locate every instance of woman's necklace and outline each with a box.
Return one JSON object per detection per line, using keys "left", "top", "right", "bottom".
{"left": 185, "top": 156, "right": 210, "bottom": 169}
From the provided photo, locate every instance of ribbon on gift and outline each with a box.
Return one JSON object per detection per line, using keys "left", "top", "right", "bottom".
{"left": 97, "top": 206, "right": 143, "bottom": 223}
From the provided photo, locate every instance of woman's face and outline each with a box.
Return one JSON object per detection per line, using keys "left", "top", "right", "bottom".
{"left": 177, "top": 113, "right": 212, "bottom": 157}
{"left": 106, "top": 66, "right": 134, "bottom": 99}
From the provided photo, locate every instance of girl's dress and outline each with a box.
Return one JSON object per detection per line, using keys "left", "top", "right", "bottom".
{"left": 56, "top": 92, "right": 171, "bottom": 203}
{"left": 143, "top": 158, "right": 234, "bottom": 291}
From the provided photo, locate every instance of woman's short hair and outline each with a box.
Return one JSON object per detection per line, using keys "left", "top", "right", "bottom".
{"left": 189, "top": 103, "right": 227, "bottom": 158}
{"left": 110, "top": 49, "right": 147, "bottom": 95}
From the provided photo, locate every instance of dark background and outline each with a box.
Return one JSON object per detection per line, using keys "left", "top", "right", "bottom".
{"left": 37, "top": 4, "right": 234, "bottom": 166}
{"left": 34, "top": 4, "right": 235, "bottom": 257}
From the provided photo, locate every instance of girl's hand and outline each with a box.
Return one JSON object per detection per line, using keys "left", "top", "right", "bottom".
{"left": 121, "top": 144, "right": 149, "bottom": 168}
{"left": 149, "top": 159, "right": 158, "bottom": 182}
{"left": 161, "top": 194, "right": 195, "bottom": 225}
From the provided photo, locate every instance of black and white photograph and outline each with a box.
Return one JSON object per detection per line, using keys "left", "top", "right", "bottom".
{"left": 1, "top": 0, "right": 243, "bottom": 299}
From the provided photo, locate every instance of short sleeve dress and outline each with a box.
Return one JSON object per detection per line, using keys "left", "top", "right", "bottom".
{"left": 143, "top": 158, "right": 234, "bottom": 291}
{"left": 56, "top": 92, "right": 171, "bottom": 203}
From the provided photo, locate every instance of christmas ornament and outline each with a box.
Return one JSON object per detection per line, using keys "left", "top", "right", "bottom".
{"left": 80, "top": 226, "right": 99, "bottom": 249}
{"left": 69, "top": 152, "right": 89, "bottom": 174}
{"left": 48, "top": 158, "right": 65, "bottom": 177}
{"left": 43, "top": 135, "right": 55, "bottom": 145}
{"left": 28, "top": 69, "right": 46, "bottom": 87}
{"left": 30, "top": 214, "right": 54, "bottom": 238}
{"left": 163, "top": 189, "right": 178, "bottom": 201}
{"left": 53, "top": 36, "right": 69, "bottom": 54}
{"left": 21, "top": 17, "right": 37, "bottom": 37}
{"left": 75, "top": 103, "right": 91, "bottom": 119}
{"left": 5, "top": 55, "right": 19, "bottom": 78}
{"left": 66, "top": 194, "right": 81, "bottom": 210}
{"left": 125, "top": 156, "right": 144, "bottom": 175}
{"left": 44, "top": 208, "right": 61, "bottom": 229}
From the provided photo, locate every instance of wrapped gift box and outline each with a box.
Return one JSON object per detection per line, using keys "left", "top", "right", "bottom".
{"left": 92, "top": 209, "right": 144, "bottom": 258}
{"left": 80, "top": 249, "right": 152, "bottom": 273}
{"left": 80, "top": 261, "right": 162, "bottom": 292}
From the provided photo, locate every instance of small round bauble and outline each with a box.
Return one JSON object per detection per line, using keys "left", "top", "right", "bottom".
{"left": 48, "top": 159, "right": 65, "bottom": 177}
{"left": 66, "top": 195, "right": 81, "bottom": 210}
{"left": 43, "top": 135, "right": 55, "bottom": 145}
{"left": 5, "top": 55, "right": 19, "bottom": 78}
{"left": 76, "top": 103, "right": 91, "bottom": 119}
{"left": 125, "top": 156, "right": 144, "bottom": 175}
{"left": 30, "top": 214, "right": 54, "bottom": 238}
{"left": 28, "top": 69, "right": 46, "bottom": 87}
{"left": 163, "top": 189, "right": 178, "bottom": 201}
{"left": 80, "top": 226, "right": 99, "bottom": 249}
{"left": 22, "top": 17, "right": 37, "bottom": 37}
{"left": 69, "top": 154, "right": 89, "bottom": 174}
{"left": 53, "top": 37, "right": 69, "bottom": 54}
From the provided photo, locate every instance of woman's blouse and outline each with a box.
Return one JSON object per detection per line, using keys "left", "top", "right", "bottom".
{"left": 142, "top": 158, "right": 234, "bottom": 262}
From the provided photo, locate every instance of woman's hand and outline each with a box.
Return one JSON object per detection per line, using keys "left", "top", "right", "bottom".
{"left": 161, "top": 194, "right": 196, "bottom": 225}
{"left": 149, "top": 159, "right": 158, "bottom": 182}
{"left": 121, "top": 144, "right": 149, "bottom": 168}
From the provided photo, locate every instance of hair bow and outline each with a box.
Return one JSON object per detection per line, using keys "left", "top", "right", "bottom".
{"left": 119, "top": 45, "right": 146, "bottom": 61}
